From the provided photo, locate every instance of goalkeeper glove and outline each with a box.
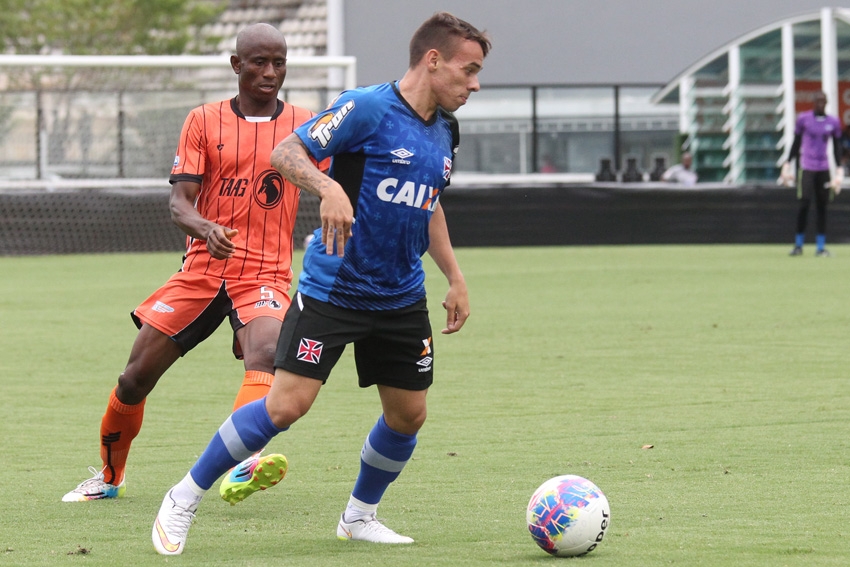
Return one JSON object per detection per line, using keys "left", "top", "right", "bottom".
{"left": 778, "top": 162, "right": 795, "bottom": 187}
{"left": 831, "top": 167, "right": 844, "bottom": 195}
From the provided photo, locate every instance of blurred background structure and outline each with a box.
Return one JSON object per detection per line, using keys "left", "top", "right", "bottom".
{"left": 5, "top": 1, "right": 850, "bottom": 253}
{"left": 3, "top": 0, "right": 850, "bottom": 184}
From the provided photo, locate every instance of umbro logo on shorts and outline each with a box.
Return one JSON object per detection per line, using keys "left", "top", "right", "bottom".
{"left": 417, "top": 338, "right": 433, "bottom": 371}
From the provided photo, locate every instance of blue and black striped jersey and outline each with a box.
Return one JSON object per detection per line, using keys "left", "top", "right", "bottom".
{"left": 295, "top": 81, "right": 458, "bottom": 310}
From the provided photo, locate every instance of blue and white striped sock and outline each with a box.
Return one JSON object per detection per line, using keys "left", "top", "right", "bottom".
{"left": 188, "top": 398, "right": 286, "bottom": 490}
{"left": 349, "top": 415, "right": 417, "bottom": 509}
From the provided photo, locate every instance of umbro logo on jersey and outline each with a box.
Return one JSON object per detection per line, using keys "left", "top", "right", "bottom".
{"left": 390, "top": 147, "right": 414, "bottom": 164}
{"left": 416, "top": 356, "right": 433, "bottom": 372}
{"left": 376, "top": 178, "right": 440, "bottom": 211}
{"left": 152, "top": 301, "right": 174, "bottom": 313}
{"left": 309, "top": 100, "right": 355, "bottom": 148}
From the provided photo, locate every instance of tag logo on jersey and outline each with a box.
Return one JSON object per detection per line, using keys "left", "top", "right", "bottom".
{"left": 309, "top": 100, "right": 355, "bottom": 148}
{"left": 390, "top": 147, "right": 414, "bottom": 165}
{"left": 376, "top": 178, "right": 441, "bottom": 211}
{"left": 443, "top": 156, "right": 453, "bottom": 181}
{"left": 253, "top": 169, "right": 284, "bottom": 209}
{"left": 420, "top": 337, "right": 432, "bottom": 356}
{"left": 297, "top": 338, "right": 324, "bottom": 364}
{"left": 173, "top": 155, "right": 180, "bottom": 167}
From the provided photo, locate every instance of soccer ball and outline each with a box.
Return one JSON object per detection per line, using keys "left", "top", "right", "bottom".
{"left": 526, "top": 475, "right": 611, "bottom": 557}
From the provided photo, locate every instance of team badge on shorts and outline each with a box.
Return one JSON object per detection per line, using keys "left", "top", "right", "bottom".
{"left": 297, "top": 338, "right": 324, "bottom": 364}
{"left": 255, "top": 299, "right": 283, "bottom": 310}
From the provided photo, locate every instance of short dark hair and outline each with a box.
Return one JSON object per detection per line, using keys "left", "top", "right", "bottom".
{"left": 408, "top": 12, "right": 491, "bottom": 68}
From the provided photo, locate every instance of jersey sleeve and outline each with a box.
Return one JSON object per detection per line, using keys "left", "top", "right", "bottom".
{"left": 295, "top": 90, "right": 379, "bottom": 161}
{"left": 169, "top": 107, "right": 205, "bottom": 185}
{"left": 794, "top": 113, "right": 805, "bottom": 136}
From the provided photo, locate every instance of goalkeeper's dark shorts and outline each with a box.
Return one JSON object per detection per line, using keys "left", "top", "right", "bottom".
{"left": 798, "top": 169, "right": 831, "bottom": 200}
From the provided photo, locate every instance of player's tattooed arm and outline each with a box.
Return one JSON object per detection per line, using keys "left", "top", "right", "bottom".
{"left": 271, "top": 134, "right": 354, "bottom": 256}
{"left": 270, "top": 134, "right": 334, "bottom": 199}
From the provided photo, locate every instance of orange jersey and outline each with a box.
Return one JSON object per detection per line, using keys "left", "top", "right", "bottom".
{"left": 170, "top": 98, "right": 317, "bottom": 285}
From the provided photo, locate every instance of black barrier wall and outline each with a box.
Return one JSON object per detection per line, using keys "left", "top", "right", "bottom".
{"left": 0, "top": 189, "right": 322, "bottom": 255}
{"left": 439, "top": 184, "right": 850, "bottom": 247}
{"left": 3, "top": 184, "right": 850, "bottom": 255}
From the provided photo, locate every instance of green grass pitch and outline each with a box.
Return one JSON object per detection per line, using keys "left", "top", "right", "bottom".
{"left": 1, "top": 245, "right": 848, "bottom": 566}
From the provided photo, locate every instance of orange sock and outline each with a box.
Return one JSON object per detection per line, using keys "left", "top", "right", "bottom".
{"left": 232, "top": 370, "right": 274, "bottom": 411}
{"left": 99, "top": 387, "right": 145, "bottom": 485}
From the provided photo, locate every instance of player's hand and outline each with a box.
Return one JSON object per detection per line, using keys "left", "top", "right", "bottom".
{"left": 778, "top": 162, "right": 795, "bottom": 187}
{"left": 206, "top": 226, "right": 238, "bottom": 259}
{"left": 441, "top": 281, "right": 470, "bottom": 334}
{"left": 319, "top": 183, "right": 354, "bottom": 257}
{"left": 831, "top": 167, "right": 844, "bottom": 195}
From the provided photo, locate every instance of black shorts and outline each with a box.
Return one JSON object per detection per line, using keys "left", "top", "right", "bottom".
{"left": 274, "top": 292, "right": 434, "bottom": 390}
{"left": 798, "top": 169, "right": 831, "bottom": 201}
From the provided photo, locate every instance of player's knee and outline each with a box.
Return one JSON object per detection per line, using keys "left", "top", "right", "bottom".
{"left": 264, "top": 395, "right": 312, "bottom": 429}
{"left": 386, "top": 408, "right": 427, "bottom": 436}
{"left": 115, "top": 371, "right": 155, "bottom": 405}
{"left": 241, "top": 342, "right": 277, "bottom": 373}
{"left": 265, "top": 403, "right": 307, "bottom": 429}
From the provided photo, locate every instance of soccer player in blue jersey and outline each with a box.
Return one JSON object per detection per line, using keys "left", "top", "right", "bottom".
{"left": 780, "top": 91, "right": 843, "bottom": 257}
{"left": 152, "top": 12, "right": 491, "bottom": 555}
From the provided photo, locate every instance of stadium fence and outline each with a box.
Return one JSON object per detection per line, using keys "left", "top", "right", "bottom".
{"left": 0, "top": 54, "right": 355, "bottom": 183}
{"left": 0, "top": 54, "right": 354, "bottom": 254}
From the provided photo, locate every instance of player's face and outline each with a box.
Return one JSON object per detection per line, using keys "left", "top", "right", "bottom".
{"left": 432, "top": 39, "right": 484, "bottom": 112}
{"left": 813, "top": 93, "right": 827, "bottom": 115}
{"left": 235, "top": 40, "right": 288, "bottom": 104}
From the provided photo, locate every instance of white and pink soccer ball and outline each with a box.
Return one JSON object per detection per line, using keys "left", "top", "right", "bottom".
{"left": 526, "top": 475, "right": 611, "bottom": 557}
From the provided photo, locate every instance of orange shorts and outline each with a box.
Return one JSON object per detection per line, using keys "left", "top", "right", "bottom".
{"left": 132, "top": 271, "right": 291, "bottom": 358}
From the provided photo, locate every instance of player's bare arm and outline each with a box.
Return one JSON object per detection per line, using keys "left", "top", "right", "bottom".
{"left": 169, "top": 180, "right": 237, "bottom": 260}
{"left": 271, "top": 133, "right": 354, "bottom": 256}
{"left": 427, "top": 202, "right": 469, "bottom": 334}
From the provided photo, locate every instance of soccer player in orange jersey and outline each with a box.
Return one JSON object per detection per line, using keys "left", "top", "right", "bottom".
{"left": 151, "top": 12, "right": 488, "bottom": 555}
{"left": 63, "top": 23, "right": 322, "bottom": 502}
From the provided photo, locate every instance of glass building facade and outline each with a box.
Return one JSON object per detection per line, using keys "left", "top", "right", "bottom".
{"left": 654, "top": 7, "right": 850, "bottom": 184}
{"left": 452, "top": 85, "right": 679, "bottom": 176}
